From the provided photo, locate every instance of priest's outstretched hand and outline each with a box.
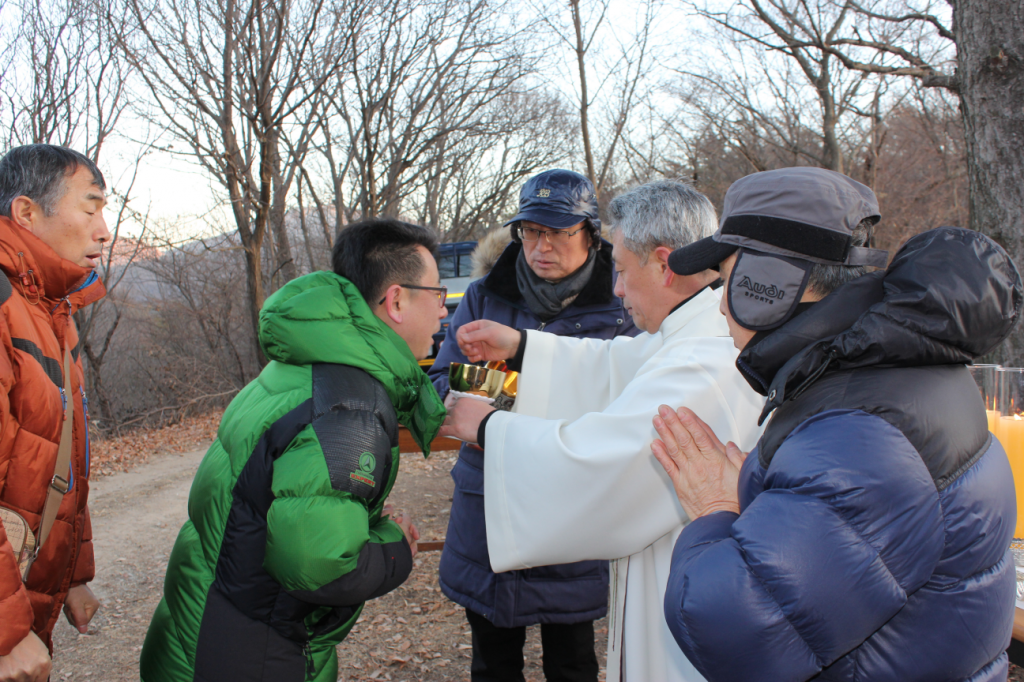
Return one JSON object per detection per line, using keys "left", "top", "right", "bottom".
{"left": 438, "top": 394, "right": 496, "bottom": 444}
{"left": 650, "top": 405, "right": 747, "bottom": 519}
{"left": 456, "top": 320, "right": 521, "bottom": 363}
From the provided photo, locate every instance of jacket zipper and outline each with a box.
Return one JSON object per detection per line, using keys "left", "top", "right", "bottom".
{"left": 58, "top": 385, "right": 74, "bottom": 493}
{"left": 302, "top": 641, "right": 314, "bottom": 678}
{"left": 82, "top": 389, "right": 90, "bottom": 478}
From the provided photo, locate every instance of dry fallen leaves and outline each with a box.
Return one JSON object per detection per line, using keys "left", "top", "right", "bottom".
{"left": 89, "top": 410, "right": 224, "bottom": 476}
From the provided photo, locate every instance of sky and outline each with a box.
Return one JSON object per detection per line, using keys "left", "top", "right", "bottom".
{"left": 94, "top": 0, "right": 692, "bottom": 242}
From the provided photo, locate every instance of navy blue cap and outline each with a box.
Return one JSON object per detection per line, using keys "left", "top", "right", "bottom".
{"left": 503, "top": 169, "right": 600, "bottom": 230}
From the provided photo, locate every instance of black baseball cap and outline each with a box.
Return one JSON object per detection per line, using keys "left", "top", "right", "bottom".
{"left": 504, "top": 169, "right": 600, "bottom": 231}
{"left": 668, "top": 167, "right": 886, "bottom": 275}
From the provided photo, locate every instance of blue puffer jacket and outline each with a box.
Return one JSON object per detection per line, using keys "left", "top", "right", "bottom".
{"left": 664, "top": 227, "right": 1022, "bottom": 682}
{"left": 429, "top": 239, "right": 638, "bottom": 628}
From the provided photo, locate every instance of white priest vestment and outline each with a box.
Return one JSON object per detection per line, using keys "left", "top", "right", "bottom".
{"left": 482, "top": 287, "right": 765, "bottom": 682}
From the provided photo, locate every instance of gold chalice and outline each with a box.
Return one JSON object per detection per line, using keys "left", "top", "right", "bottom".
{"left": 487, "top": 361, "right": 518, "bottom": 399}
{"left": 449, "top": 362, "right": 508, "bottom": 399}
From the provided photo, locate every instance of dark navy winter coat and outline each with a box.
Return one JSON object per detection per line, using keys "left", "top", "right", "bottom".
{"left": 664, "top": 227, "right": 1022, "bottom": 682}
{"left": 429, "top": 239, "right": 638, "bottom": 628}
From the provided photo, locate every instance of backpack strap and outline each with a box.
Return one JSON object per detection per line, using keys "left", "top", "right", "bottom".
{"left": 24, "top": 344, "right": 74, "bottom": 579}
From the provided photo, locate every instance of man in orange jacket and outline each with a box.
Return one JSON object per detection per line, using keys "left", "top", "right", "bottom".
{"left": 0, "top": 145, "right": 110, "bottom": 682}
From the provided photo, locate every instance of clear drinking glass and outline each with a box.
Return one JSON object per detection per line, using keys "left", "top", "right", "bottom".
{"left": 969, "top": 364, "right": 1001, "bottom": 432}
{"left": 1013, "top": 542, "right": 1024, "bottom": 605}
{"left": 995, "top": 367, "right": 1024, "bottom": 605}
{"left": 997, "top": 366, "right": 1024, "bottom": 465}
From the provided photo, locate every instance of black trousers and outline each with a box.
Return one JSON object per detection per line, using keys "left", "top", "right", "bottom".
{"left": 464, "top": 608, "right": 599, "bottom": 682}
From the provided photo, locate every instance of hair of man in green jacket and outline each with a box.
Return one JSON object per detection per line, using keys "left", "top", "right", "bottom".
{"left": 333, "top": 217, "right": 447, "bottom": 360}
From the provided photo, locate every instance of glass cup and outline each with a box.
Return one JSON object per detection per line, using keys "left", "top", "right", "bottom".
{"left": 969, "top": 364, "right": 1001, "bottom": 432}
{"left": 1012, "top": 541, "right": 1024, "bottom": 606}
{"left": 996, "top": 368, "right": 1024, "bottom": 543}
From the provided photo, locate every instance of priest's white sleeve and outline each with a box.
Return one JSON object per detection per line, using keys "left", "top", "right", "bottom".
{"left": 484, "top": 336, "right": 760, "bottom": 573}
{"left": 515, "top": 328, "right": 655, "bottom": 420}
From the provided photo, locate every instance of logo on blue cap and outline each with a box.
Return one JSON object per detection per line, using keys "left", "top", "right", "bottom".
{"left": 503, "top": 169, "right": 601, "bottom": 232}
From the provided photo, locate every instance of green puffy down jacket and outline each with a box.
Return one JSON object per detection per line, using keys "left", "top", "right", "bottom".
{"left": 140, "top": 271, "right": 446, "bottom": 682}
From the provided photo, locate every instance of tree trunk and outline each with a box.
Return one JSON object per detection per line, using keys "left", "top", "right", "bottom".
{"left": 955, "top": 0, "right": 1024, "bottom": 364}
{"left": 243, "top": 234, "right": 267, "bottom": 366}
{"left": 268, "top": 127, "right": 298, "bottom": 286}
{"left": 75, "top": 304, "right": 122, "bottom": 431}
{"left": 817, "top": 58, "right": 843, "bottom": 173}
{"left": 296, "top": 176, "right": 319, "bottom": 273}
{"left": 570, "top": 0, "right": 597, "bottom": 191}
{"left": 82, "top": 350, "right": 115, "bottom": 432}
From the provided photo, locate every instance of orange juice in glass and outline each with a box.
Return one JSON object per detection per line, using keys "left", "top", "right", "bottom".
{"left": 996, "top": 367, "right": 1024, "bottom": 539}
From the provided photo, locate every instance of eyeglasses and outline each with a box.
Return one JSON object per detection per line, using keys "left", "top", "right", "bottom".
{"left": 517, "top": 225, "right": 587, "bottom": 244}
{"left": 378, "top": 284, "right": 448, "bottom": 308}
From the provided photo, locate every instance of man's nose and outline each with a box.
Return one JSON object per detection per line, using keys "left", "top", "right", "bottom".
{"left": 613, "top": 274, "right": 624, "bottom": 298}
{"left": 96, "top": 215, "right": 113, "bottom": 245}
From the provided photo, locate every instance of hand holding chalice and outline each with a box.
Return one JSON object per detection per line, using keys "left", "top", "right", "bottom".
{"left": 448, "top": 361, "right": 517, "bottom": 411}
{"left": 440, "top": 362, "right": 518, "bottom": 444}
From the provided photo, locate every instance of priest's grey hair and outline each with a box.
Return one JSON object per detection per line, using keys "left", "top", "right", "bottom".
{"left": 608, "top": 180, "right": 717, "bottom": 264}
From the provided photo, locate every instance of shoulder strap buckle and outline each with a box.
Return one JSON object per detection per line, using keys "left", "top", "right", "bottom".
{"left": 50, "top": 474, "right": 69, "bottom": 495}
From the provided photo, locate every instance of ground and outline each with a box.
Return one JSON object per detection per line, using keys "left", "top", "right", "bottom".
{"left": 49, "top": 423, "right": 608, "bottom": 681}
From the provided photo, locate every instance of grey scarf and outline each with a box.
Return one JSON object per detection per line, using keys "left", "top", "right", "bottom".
{"left": 516, "top": 247, "right": 597, "bottom": 322}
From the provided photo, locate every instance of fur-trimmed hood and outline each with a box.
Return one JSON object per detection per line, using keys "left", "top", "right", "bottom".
{"left": 470, "top": 229, "right": 511, "bottom": 279}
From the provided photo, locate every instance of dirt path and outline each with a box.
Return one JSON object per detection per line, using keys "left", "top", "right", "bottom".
{"left": 51, "top": 446, "right": 205, "bottom": 680}
{"left": 49, "top": 445, "right": 608, "bottom": 681}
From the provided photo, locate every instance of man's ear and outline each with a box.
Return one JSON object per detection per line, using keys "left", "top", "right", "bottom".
{"left": 9, "top": 196, "right": 40, "bottom": 231}
{"left": 378, "top": 284, "right": 404, "bottom": 324}
{"left": 653, "top": 245, "right": 675, "bottom": 286}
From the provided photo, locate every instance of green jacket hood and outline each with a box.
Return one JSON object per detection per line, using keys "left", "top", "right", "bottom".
{"left": 259, "top": 271, "right": 445, "bottom": 453}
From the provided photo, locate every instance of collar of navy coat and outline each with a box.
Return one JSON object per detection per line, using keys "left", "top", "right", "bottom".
{"left": 480, "top": 239, "right": 620, "bottom": 311}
